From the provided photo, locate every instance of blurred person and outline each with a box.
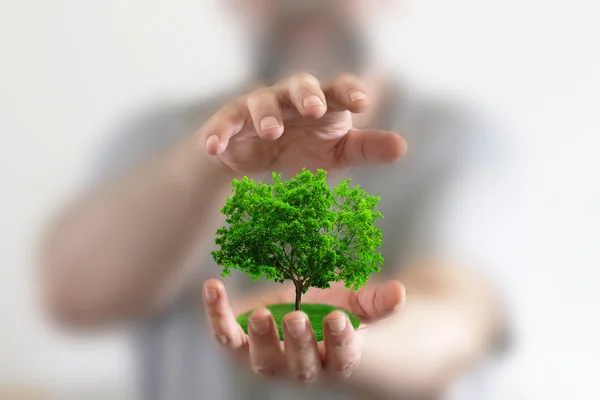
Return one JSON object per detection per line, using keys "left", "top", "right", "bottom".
{"left": 39, "top": 0, "right": 510, "bottom": 399}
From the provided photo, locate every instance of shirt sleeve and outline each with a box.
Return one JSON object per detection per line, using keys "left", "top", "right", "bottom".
{"left": 86, "top": 103, "right": 188, "bottom": 187}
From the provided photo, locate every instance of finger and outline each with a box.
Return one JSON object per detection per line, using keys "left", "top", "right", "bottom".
{"left": 202, "top": 102, "right": 248, "bottom": 155}
{"left": 284, "top": 73, "right": 327, "bottom": 119}
{"left": 248, "top": 308, "right": 287, "bottom": 379}
{"left": 323, "top": 311, "right": 361, "bottom": 379}
{"left": 282, "top": 311, "right": 322, "bottom": 383}
{"left": 203, "top": 279, "right": 248, "bottom": 353}
{"left": 325, "top": 73, "right": 370, "bottom": 113}
{"left": 338, "top": 128, "right": 407, "bottom": 168}
{"left": 247, "top": 89, "right": 284, "bottom": 140}
{"left": 348, "top": 280, "right": 406, "bottom": 321}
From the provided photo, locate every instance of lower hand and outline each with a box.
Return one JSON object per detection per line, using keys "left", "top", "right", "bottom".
{"left": 201, "top": 279, "right": 405, "bottom": 385}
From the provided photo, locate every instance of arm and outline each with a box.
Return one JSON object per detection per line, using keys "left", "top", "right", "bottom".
{"left": 353, "top": 110, "right": 513, "bottom": 398}
{"left": 199, "top": 261, "right": 504, "bottom": 399}
{"left": 39, "top": 135, "right": 233, "bottom": 329}
{"left": 38, "top": 72, "right": 405, "bottom": 331}
{"left": 199, "top": 101, "right": 511, "bottom": 397}
{"left": 354, "top": 261, "right": 505, "bottom": 399}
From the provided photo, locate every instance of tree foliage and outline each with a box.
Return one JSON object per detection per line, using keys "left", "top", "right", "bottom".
{"left": 211, "top": 168, "right": 384, "bottom": 310}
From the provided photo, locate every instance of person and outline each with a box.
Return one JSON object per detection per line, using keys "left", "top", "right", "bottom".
{"left": 39, "top": 1, "right": 510, "bottom": 399}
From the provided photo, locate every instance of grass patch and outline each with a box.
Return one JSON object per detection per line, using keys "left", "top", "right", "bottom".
{"left": 237, "top": 303, "right": 360, "bottom": 342}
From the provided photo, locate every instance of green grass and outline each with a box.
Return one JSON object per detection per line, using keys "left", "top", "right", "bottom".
{"left": 237, "top": 303, "right": 360, "bottom": 342}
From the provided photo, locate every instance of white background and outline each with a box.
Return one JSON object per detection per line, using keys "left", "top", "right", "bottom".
{"left": 1, "top": 0, "right": 599, "bottom": 398}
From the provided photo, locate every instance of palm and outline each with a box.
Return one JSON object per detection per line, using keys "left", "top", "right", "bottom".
{"left": 231, "top": 280, "right": 402, "bottom": 329}
{"left": 218, "top": 109, "right": 353, "bottom": 176}
{"left": 203, "top": 278, "right": 404, "bottom": 384}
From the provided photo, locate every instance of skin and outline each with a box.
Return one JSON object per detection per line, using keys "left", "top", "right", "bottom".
{"left": 39, "top": 0, "right": 504, "bottom": 398}
{"left": 39, "top": 73, "right": 404, "bottom": 327}
{"left": 202, "top": 278, "right": 405, "bottom": 383}
{"left": 202, "top": 73, "right": 406, "bottom": 176}
{"left": 202, "top": 263, "right": 502, "bottom": 398}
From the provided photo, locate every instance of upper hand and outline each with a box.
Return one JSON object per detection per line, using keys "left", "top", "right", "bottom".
{"left": 201, "top": 278, "right": 405, "bottom": 386}
{"left": 199, "top": 73, "right": 407, "bottom": 176}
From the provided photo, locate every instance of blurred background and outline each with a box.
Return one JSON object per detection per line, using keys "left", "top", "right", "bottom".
{"left": 1, "top": 0, "right": 598, "bottom": 399}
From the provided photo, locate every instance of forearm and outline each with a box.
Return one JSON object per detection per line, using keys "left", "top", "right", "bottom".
{"left": 355, "top": 263, "right": 503, "bottom": 399}
{"left": 40, "top": 136, "right": 232, "bottom": 328}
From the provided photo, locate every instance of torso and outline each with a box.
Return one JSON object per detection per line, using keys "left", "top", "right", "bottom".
{"left": 128, "top": 81, "right": 478, "bottom": 400}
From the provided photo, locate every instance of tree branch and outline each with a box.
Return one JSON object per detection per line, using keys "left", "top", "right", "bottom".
{"left": 345, "top": 230, "right": 358, "bottom": 248}
{"left": 279, "top": 242, "right": 293, "bottom": 267}
{"left": 302, "top": 268, "right": 325, "bottom": 291}
{"left": 270, "top": 250, "right": 297, "bottom": 283}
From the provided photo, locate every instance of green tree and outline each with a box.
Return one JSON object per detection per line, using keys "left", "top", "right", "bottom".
{"left": 212, "top": 168, "right": 384, "bottom": 311}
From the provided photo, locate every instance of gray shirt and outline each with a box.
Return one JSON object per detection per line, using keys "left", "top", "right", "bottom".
{"left": 93, "top": 82, "right": 501, "bottom": 400}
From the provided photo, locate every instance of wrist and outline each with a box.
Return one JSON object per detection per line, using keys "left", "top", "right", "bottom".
{"left": 350, "top": 304, "right": 469, "bottom": 398}
{"left": 165, "top": 135, "right": 235, "bottom": 192}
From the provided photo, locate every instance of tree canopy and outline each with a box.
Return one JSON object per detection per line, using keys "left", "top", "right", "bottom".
{"left": 211, "top": 168, "right": 384, "bottom": 310}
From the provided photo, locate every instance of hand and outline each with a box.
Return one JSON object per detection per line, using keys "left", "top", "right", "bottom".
{"left": 201, "top": 278, "right": 405, "bottom": 386}
{"left": 199, "top": 73, "right": 407, "bottom": 176}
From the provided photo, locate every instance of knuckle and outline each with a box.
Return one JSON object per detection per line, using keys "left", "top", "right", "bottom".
{"left": 247, "top": 87, "right": 273, "bottom": 102}
{"left": 213, "top": 107, "right": 238, "bottom": 125}
{"left": 206, "top": 306, "right": 226, "bottom": 319}
{"left": 291, "top": 72, "right": 320, "bottom": 86}
{"left": 336, "top": 72, "right": 359, "bottom": 82}
{"left": 294, "top": 368, "right": 318, "bottom": 384}
{"left": 206, "top": 120, "right": 230, "bottom": 134}
{"left": 296, "top": 336, "right": 314, "bottom": 351}
{"left": 333, "top": 72, "right": 361, "bottom": 88}
{"left": 330, "top": 339, "right": 351, "bottom": 352}
{"left": 220, "top": 98, "right": 241, "bottom": 113}
{"left": 213, "top": 332, "right": 228, "bottom": 345}
{"left": 331, "top": 354, "right": 361, "bottom": 377}
{"left": 224, "top": 96, "right": 248, "bottom": 113}
{"left": 253, "top": 364, "right": 283, "bottom": 378}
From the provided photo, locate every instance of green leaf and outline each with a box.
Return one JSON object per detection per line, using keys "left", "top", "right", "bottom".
{"left": 211, "top": 168, "right": 385, "bottom": 304}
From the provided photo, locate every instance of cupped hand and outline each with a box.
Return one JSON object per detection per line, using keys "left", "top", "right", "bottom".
{"left": 199, "top": 72, "right": 407, "bottom": 176}
{"left": 201, "top": 279, "right": 405, "bottom": 385}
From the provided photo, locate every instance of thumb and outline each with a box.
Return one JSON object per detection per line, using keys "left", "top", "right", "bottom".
{"left": 348, "top": 280, "right": 406, "bottom": 321}
{"left": 339, "top": 129, "right": 407, "bottom": 168}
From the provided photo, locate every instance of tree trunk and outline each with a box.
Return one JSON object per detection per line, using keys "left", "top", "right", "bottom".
{"left": 294, "top": 284, "right": 302, "bottom": 311}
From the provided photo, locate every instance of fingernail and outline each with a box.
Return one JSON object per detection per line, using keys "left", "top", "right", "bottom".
{"left": 205, "top": 134, "right": 219, "bottom": 151}
{"left": 328, "top": 316, "right": 347, "bottom": 334}
{"left": 205, "top": 287, "right": 217, "bottom": 303}
{"left": 249, "top": 317, "right": 270, "bottom": 335}
{"left": 303, "top": 94, "right": 324, "bottom": 108}
{"left": 349, "top": 91, "right": 367, "bottom": 102}
{"left": 218, "top": 334, "right": 228, "bottom": 345}
{"left": 286, "top": 318, "right": 306, "bottom": 338}
{"left": 206, "top": 135, "right": 223, "bottom": 154}
{"left": 260, "top": 116, "right": 280, "bottom": 132}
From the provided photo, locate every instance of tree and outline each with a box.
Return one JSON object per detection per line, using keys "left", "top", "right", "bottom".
{"left": 212, "top": 168, "right": 384, "bottom": 311}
